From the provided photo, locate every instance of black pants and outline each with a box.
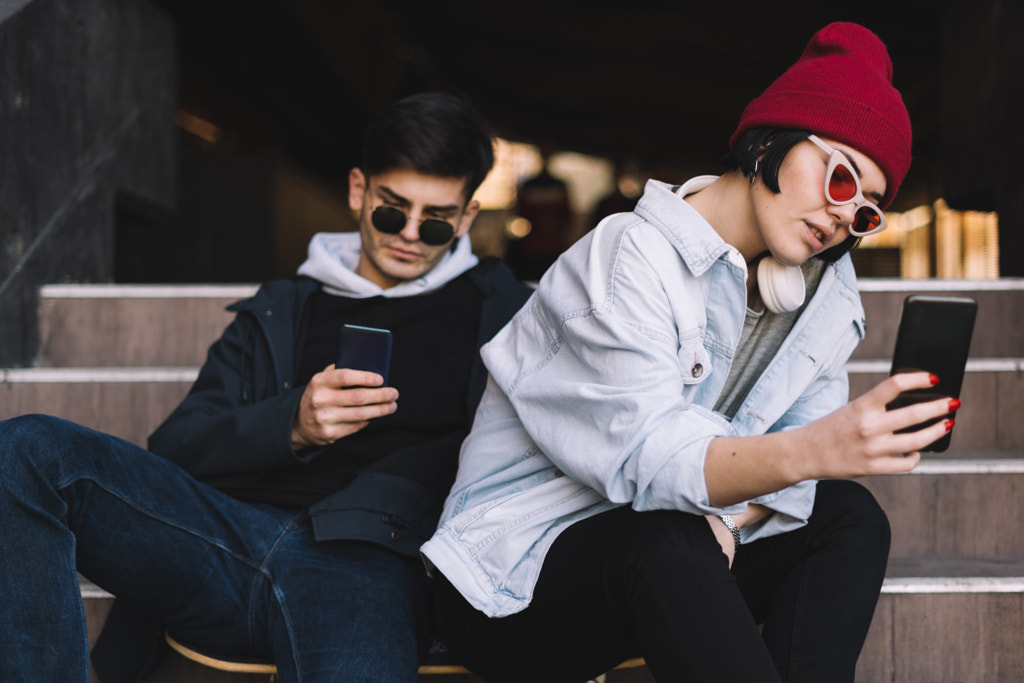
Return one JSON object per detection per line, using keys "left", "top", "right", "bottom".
{"left": 430, "top": 480, "right": 889, "bottom": 683}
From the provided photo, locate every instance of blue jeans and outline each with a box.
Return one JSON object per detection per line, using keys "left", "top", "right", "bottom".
{"left": 0, "top": 415, "right": 428, "bottom": 683}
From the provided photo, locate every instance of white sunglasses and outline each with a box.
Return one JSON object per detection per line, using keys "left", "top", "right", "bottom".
{"left": 807, "top": 135, "right": 887, "bottom": 237}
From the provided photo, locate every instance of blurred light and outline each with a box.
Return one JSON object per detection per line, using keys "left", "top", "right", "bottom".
{"left": 506, "top": 216, "right": 532, "bottom": 239}
{"left": 474, "top": 139, "right": 542, "bottom": 210}
{"left": 176, "top": 109, "right": 221, "bottom": 145}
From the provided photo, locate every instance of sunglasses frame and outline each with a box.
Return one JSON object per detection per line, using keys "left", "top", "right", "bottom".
{"left": 370, "top": 204, "right": 458, "bottom": 247}
{"left": 806, "top": 135, "right": 887, "bottom": 237}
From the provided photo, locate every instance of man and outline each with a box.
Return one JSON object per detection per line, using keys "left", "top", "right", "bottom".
{"left": 0, "top": 93, "right": 532, "bottom": 682}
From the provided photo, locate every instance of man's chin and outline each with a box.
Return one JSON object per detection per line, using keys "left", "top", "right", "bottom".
{"left": 379, "top": 258, "right": 431, "bottom": 283}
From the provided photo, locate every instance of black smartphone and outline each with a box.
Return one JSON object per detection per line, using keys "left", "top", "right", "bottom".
{"left": 336, "top": 324, "right": 393, "bottom": 385}
{"left": 886, "top": 295, "right": 977, "bottom": 452}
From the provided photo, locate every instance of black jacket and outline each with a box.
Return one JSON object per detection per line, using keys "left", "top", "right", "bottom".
{"left": 92, "top": 257, "right": 532, "bottom": 682}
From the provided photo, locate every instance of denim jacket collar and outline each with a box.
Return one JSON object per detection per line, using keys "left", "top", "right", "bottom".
{"left": 634, "top": 177, "right": 741, "bottom": 278}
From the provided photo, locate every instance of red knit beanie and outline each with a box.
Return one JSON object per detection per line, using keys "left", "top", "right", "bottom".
{"left": 729, "top": 22, "right": 912, "bottom": 209}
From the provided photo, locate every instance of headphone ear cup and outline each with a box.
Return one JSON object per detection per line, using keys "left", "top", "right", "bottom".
{"left": 757, "top": 257, "right": 806, "bottom": 313}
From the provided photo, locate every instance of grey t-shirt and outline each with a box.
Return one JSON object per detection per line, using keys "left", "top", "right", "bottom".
{"left": 714, "top": 259, "right": 827, "bottom": 419}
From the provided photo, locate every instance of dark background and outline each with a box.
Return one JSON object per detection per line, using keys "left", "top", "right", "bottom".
{"left": 1, "top": 0, "right": 1021, "bottom": 365}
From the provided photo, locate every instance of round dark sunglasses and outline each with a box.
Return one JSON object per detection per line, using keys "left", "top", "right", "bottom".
{"left": 807, "top": 135, "right": 887, "bottom": 237}
{"left": 371, "top": 205, "right": 457, "bottom": 247}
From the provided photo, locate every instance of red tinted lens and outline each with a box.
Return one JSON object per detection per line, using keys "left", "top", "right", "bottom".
{"left": 827, "top": 163, "right": 858, "bottom": 202}
{"left": 853, "top": 206, "right": 882, "bottom": 234}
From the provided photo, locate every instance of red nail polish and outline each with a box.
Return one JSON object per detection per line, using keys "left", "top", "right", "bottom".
{"left": 929, "top": 374, "right": 940, "bottom": 386}
{"left": 948, "top": 398, "right": 961, "bottom": 412}
{"left": 945, "top": 419, "right": 955, "bottom": 432}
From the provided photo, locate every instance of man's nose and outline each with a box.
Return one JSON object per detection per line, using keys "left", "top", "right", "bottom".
{"left": 398, "top": 212, "right": 423, "bottom": 241}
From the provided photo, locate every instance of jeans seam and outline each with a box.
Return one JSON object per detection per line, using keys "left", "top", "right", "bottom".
{"left": 250, "top": 511, "right": 304, "bottom": 681}
{"left": 55, "top": 474, "right": 266, "bottom": 570}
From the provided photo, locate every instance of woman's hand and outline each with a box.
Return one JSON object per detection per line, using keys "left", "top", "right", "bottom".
{"left": 793, "top": 371, "right": 954, "bottom": 480}
{"left": 291, "top": 364, "right": 398, "bottom": 450}
{"left": 705, "top": 371, "right": 957, "bottom": 507}
{"left": 705, "top": 504, "right": 773, "bottom": 567}
{"left": 706, "top": 515, "right": 737, "bottom": 567}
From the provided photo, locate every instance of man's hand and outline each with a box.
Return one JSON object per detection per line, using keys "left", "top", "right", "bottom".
{"left": 291, "top": 364, "right": 398, "bottom": 450}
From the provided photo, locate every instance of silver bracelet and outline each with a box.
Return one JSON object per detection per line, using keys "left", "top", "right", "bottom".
{"left": 719, "top": 514, "right": 742, "bottom": 546}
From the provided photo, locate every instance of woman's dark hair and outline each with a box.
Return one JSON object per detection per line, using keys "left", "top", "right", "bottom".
{"left": 723, "top": 127, "right": 860, "bottom": 263}
{"left": 361, "top": 93, "right": 495, "bottom": 204}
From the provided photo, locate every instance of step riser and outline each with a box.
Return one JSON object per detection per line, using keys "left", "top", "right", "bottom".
{"left": 855, "top": 286, "right": 1024, "bottom": 359}
{"left": 35, "top": 285, "right": 1023, "bottom": 367}
{"left": 37, "top": 293, "right": 245, "bottom": 367}
{"left": 857, "top": 591, "right": 1024, "bottom": 683}
{"left": 0, "top": 382, "right": 190, "bottom": 447}
{"left": 860, "top": 473, "right": 1024, "bottom": 557}
{"left": 2, "top": 368, "right": 1019, "bottom": 454}
{"left": 849, "top": 369, "right": 1024, "bottom": 451}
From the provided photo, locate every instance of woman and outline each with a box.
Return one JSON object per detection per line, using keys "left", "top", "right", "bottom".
{"left": 422, "top": 23, "right": 952, "bottom": 682}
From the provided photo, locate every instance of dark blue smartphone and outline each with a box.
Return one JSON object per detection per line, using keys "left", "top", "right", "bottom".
{"left": 336, "top": 324, "right": 393, "bottom": 385}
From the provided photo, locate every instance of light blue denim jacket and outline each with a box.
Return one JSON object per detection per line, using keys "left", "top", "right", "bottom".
{"left": 421, "top": 178, "right": 866, "bottom": 618}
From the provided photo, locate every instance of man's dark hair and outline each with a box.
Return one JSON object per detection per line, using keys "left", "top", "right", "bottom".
{"left": 361, "top": 93, "right": 495, "bottom": 204}
{"left": 724, "top": 127, "right": 860, "bottom": 263}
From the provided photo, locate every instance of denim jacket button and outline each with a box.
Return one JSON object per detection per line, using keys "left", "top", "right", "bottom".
{"left": 390, "top": 531, "right": 400, "bottom": 542}
{"left": 691, "top": 363, "right": 703, "bottom": 378}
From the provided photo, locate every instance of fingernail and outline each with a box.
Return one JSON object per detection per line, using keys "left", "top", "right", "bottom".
{"left": 929, "top": 374, "right": 940, "bottom": 386}
{"left": 945, "top": 419, "right": 955, "bottom": 432}
{"left": 948, "top": 398, "right": 961, "bottom": 412}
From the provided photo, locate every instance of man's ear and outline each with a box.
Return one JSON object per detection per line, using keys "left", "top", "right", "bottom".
{"left": 455, "top": 199, "right": 481, "bottom": 237}
{"left": 348, "top": 168, "right": 367, "bottom": 212}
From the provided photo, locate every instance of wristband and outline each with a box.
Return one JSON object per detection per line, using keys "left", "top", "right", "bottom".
{"left": 719, "top": 514, "right": 742, "bottom": 547}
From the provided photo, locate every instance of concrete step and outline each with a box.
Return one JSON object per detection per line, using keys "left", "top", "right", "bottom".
{"left": 0, "top": 367, "right": 194, "bottom": 447}
{"left": 857, "top": 557, "right": 1024, "bottom": 683}
{"left": 847, "top": 359, "right": 1024, "bottom": 452}
{"left": 36, "top": 280, "right": 1023, "bottom": 368}
{"left": 853, "top": 278, "right": 1024, "bottom": 359}
{"left": 36, "top": 284, "right": 256, "bottom": 367}
{"left": 4, "top": 363, "right": 1018, "bottom": 453}
{"left": 858, "top": 458, "right": 1024, "bottom": 558}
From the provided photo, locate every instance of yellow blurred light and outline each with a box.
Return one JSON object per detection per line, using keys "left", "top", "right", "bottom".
{"left": 506, "top": 216, "right": 532, "bottom": 239}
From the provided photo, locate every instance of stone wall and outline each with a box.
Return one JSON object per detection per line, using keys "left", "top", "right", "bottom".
{"left": 0, "top": 0, "right": 175, "bottom": 366}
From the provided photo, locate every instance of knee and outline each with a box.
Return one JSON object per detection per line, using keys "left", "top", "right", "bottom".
{"left": 813, "top": 480, "right": 890, "bottom": 557}
{"left": 0, "top": 414, "right": 90, "bottom": 471}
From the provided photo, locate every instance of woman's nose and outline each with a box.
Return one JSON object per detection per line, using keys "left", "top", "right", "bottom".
{"left": 828, "top": 201, "right": 858, "bottom": 228}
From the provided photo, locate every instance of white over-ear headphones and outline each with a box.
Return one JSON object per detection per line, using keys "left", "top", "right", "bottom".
{"left": 757, "top": 257, "right": 806, "bottom": 313}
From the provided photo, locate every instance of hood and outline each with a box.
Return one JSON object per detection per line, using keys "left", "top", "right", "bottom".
{"left": 296, "top": 231, "right": 479, "bottom": 298}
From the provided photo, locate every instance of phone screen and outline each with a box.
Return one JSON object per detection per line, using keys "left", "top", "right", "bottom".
{"left": 336, "top": 324, "right": 393, "bottom": 385}
{"left": 886, "top": 295, "right": 976, "bottom": 452}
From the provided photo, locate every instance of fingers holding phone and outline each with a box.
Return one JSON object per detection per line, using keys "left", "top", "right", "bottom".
{"left": 875, "top": 371, "right": 959, "bottom": 456}
{"left": 291, "top": 325, "right": 396, "bottom": 450}
{"left": 291, "top": 365, "right": 398, "bottom": 450}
